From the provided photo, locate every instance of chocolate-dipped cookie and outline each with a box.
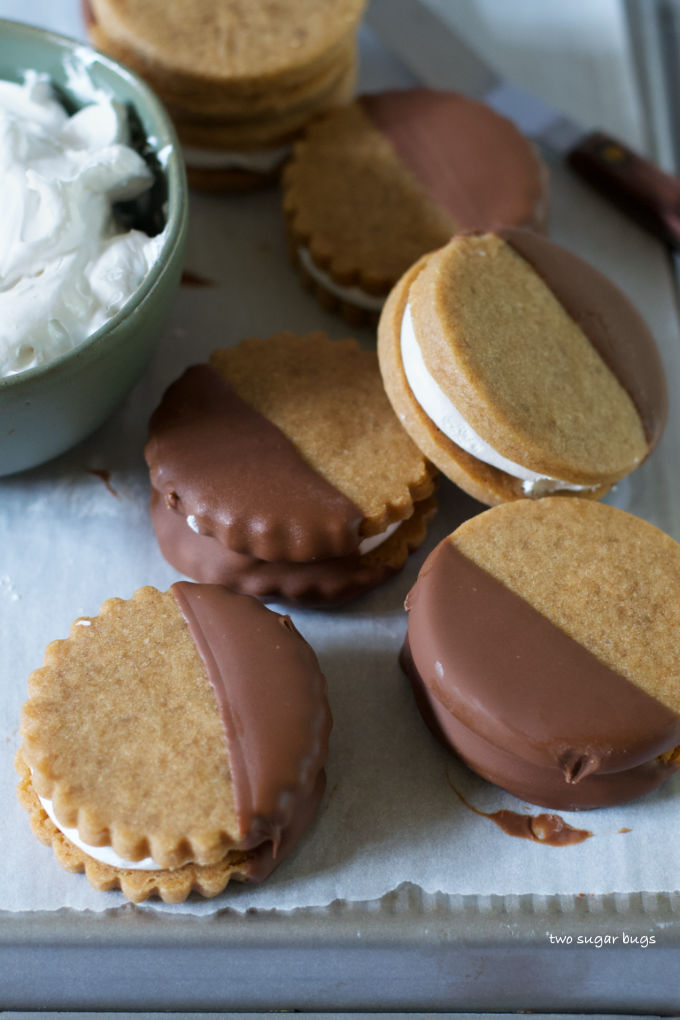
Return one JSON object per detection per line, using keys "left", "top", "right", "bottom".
{"left": 17, "top": 583, "right": 330, "bottom": 903}
{"left": 402, "top": 498, "right": 680, "bottom": 810}
{"left": 378, "top": 230, "right": 667, "bottom": 505}
{"left": 145, "top": 332, "right": 438, "bottom": 606}
{"left": 283, "top": 88, "right": 548, "bottom": 323}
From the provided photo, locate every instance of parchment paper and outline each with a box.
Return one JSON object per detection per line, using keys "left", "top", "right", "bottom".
{"left": 1, "top": 19, "right": 680, "bottom": 916}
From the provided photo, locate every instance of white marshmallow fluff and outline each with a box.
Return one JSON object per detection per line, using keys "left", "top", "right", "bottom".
{"left": 0, "top": 71, "right": 165, "bottom": 377}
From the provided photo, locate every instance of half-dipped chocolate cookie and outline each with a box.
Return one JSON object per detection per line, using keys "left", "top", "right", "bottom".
{"left": 378, "top": 230, "right": 667, "bottom": 505}
{"left": 17, "top": 584, "right": 331, "bottom": 903}
{"left": 402, "top": 498, "right": 680, "bottom": 810}
{"left": 283, "top": 88, "right": 548, "bottom": 323}
{"left": 145, "top": 332, "right": 438, "bottom": 606}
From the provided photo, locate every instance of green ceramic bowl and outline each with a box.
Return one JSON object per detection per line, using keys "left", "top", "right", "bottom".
{"left": 0, "top": 19, "right": 188, "bottom": 476}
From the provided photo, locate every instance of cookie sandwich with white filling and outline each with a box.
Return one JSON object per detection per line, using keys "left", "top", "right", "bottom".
{"left": 17, "top": 583, "right": 331, "bottom": 902}
{"left": 378, "top": 230, "right": 667, "bottom": 506}
{"left": 283, "top": 88, "right": 548, "bottom": 323}
{"left": 402, "top": 499, "right": 680, "bottom": 810}
{"left": 145, "top": 332, "right": 438, "bottom": 606}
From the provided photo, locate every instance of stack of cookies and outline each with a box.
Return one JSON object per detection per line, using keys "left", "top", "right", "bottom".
{"left": 85, "top": 0, "right": 366, "bottom": 189}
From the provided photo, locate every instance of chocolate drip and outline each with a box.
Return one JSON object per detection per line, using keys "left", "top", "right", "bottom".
{"left": 500, "top": 228, "right": 667, "bottom": 449}
{"left": 180, "top": 269, "right": 216, "bottom": 287}
{"left": 146, "top": 364, "right": 363, "bottom": 562}
{"left": 489, "top": 809, "right": 591, "bottom": 845}
{"left": 404, "top": 635, "right": 680, "bottom": 810}
{"left": 361, "top": 89, "right": 546, "bottom": 233}
{"left": 171, "top": 582, "right": 331, "bottom": 855}
{"left": 242, "top": 772, "right": 326, "bottom": 883}
{"left": 403, "top": 541, "right": 680, "bottom": 809}
{"left": 447, "top": 777, "right": 592, "bottom": 846}
{"left": 86, "top": 467, "right": 117, "bottom": 497}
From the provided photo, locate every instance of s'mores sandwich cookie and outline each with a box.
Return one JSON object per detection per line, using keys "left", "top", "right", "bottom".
{"left": 18, "top": 584, "right": 331, "bottom": 903}
{"left": 145, "top": 332, "right": 438, "bottom": 607}
{"left": 283, "top": 88, "right": 549, "bottom": 323}
{"left": 85, "top": 0, "right": 365, "bottom": 190}
{"left": 378, "top": 229, "right": 667, "bottom": 506}
{"left": 402, "top": 499, "right": 680, "bottom": 810}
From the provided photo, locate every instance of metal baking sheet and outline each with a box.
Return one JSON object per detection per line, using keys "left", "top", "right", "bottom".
{"left": 2, "top": 1, "right": 680, "bottom": 1013}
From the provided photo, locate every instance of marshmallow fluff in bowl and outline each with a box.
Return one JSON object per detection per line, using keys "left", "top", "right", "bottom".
{"left": 0, "top": 70, "right": 165, "bottom": 377}
{"left": 0, "top": 19, "right": 186, "bottom": 477}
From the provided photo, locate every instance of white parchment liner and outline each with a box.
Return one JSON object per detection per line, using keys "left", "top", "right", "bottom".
{"left": 1, "top": 30, "right": 679, "bottom": 915}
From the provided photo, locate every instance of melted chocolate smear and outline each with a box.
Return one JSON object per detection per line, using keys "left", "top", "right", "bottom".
{"left": 86, "top": 468, "right": 118, "bottom": 498}
{"left": 181, "top": 269, "right": 216, "bottom": 287}
{"left": 447, "top": 775, "right": 592, "bottom": 847}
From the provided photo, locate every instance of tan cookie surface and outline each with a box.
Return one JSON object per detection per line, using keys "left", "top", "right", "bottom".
{"left": 283, "top": 102, "right": 455, "bottom": 297}
{"left": 451, "top": 499, "right": 680, "bottom": 711}
{"left": 209, "top": 332, "right": 436, "bottom": 536}
{"left": 16, "top": 750, "right": 250, "bottom": 903}
{"left": 378, "top": 255, "right": 609, "bottom": 505}
{"left": 411, "top": 234, "right": 647, "bottom": 484}
{"left": 88, "top": 0, "right": 365, "bottom": 88}
{"left": 283, "top": 90, "right": 549, "bottom": 313}
{"left": 378, "top": 233, "right": 655, "bottom": 504}
{"left": 152, "top": 38, "right": 356, "bottom": 122}
{"left": 20, "top": 587, "right": 237, "bottom": 870}
{"left": 174, "top": 58, "right": 357, "bottom": 151}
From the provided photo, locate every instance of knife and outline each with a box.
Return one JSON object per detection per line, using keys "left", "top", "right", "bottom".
{"left": 366, "top": 0, "right": 680, "bottom": 251}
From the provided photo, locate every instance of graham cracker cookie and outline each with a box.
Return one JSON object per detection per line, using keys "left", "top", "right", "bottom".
{"left": 85, "top": 0, "right": 365, "bottom": 189}
{"left": 402, "top": 498, "right": 680, "bottom": 810}
{"left": 378, "top": 230, "right": 666, "bottom": 506}
{"left": 283, "top": 89, "right": 548, "bottom": 323}
{"left": 18, "top": 584, "right": 330, "bottom": 902}
{"left": 145, "top": 332, "right": 438, "bottom": 606}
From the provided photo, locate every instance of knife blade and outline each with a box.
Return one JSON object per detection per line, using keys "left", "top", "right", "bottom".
{"left": 366, "top": 0, "right": 680, "bottom": 250}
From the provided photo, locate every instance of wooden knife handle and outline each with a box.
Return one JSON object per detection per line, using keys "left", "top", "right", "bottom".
{"left": 568, "top": 131, "right": 680, "bottom": 249}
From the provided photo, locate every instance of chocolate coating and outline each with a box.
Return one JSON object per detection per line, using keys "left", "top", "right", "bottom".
{"left": 152, "top": 490, "right": 399, "bottom": 607}
{"left": 171, "top": 582, "right": 331, "bottom": 875}
{"left": 501, "top": 228, "right": 667, "bottom": 450}
{"left": 361, "top": 89, "right": 547, "bottom": 233}
{"left": 146, "top": 365, "right": 363, "bottom": 562}
{"left": 404, "top": 540, "right": 680, "bottom": 809}
{"left": 447, "top": 776, "right": 592, "bottom": 845}
{"left": 487, "top": 809, "right": 591, "bottom": 846}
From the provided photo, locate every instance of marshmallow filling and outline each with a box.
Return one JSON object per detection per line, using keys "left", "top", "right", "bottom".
{"left": 297, "top": 247, "right": 386, "bottom": 313}
{"left": 38, "top": 792, "right": 159, "bottom": 871}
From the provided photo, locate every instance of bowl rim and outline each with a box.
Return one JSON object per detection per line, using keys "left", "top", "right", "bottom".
{"left": 0, "top": 16, "right": 188, "bottom": 391}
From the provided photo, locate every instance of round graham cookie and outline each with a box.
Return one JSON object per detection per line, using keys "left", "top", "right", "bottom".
{"left": 149, "top": 37, "right": 358, "bottom": 123}
{"left": 378, "top": 230, "right": 667, "bottom": 506}
{"left": 18, "top": 584, "right": 330, "bottom": 903}
{"left": 86, "top": 0, "right": 365, "bottom": 189}
{"left": 402, "top": 499, "right": 680, "bottom": 810}
{"left": 282, "top": 89, "right": 549, "bottom": 323}
{"left": 175, "top": 56, "right": 357, "bottom": 190}
{"left": 86, "top": 0, "right": 365, "bottom": 94}
{"left": 145, "top": 332, "right": 438, "bottom": 606}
